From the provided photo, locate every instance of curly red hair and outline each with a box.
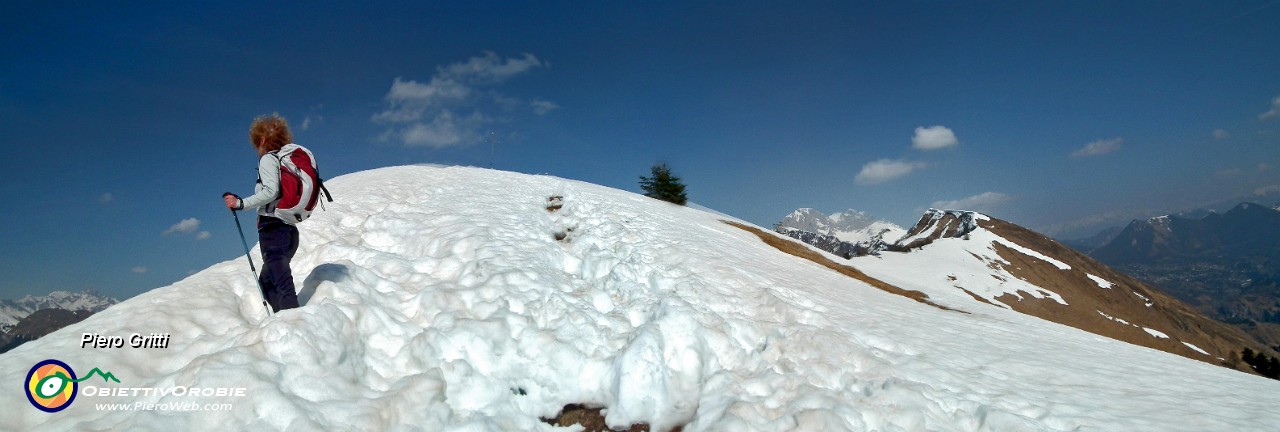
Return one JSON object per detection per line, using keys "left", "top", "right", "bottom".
{"left": 249, "top": 114, "right": 293, "bottom": 156}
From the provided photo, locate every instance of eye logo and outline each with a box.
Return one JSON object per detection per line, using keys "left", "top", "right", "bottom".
{"left": 26, "top": 359, "right": 78, "bottom": 412}
{"left": 25, "top": 360, "right": 120, "bottom": 413}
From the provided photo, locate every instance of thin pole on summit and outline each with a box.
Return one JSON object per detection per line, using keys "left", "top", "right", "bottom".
{"left": 225, "top": 200, "right": 273, "bottom": 316}
{"left": 488, "top": 131, "right": 496, "bottom": 168}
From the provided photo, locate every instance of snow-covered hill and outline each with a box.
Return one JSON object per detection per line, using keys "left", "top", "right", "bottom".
{"left": 0, "top": 290, "right": 118, "bottom": 333}
{"left": 2, "top": 166, "right": 1278, "bottom": 431}
{"left": 865, "top": 209, "right": 1264, "bottom": 366}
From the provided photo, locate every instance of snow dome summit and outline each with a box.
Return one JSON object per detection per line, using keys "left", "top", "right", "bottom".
{"left": 81, "top": 333, "right": 171, "bottom": 349}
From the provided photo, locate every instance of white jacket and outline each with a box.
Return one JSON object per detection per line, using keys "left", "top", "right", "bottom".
{"left": 238, "top": 151, "right": 283, "bottom": 217}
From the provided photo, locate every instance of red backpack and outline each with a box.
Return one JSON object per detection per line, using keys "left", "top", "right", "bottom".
{"left": 270, "top": 144, "right": 332, "bottom": 224}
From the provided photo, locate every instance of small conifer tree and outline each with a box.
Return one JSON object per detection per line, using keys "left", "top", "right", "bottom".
{"left": 639, "top": 163, "right": 688, "bottom": 205}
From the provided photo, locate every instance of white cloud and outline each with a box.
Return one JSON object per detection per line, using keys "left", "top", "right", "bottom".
{"left": 163, "top": 218, "right": 201, "bottom": 236}
{"left": 1213, "top": 129, "right": 1230, "bottom": 140}
{"left": 99, "top": 193, "right": 114, "bottom": 203}
{"left": 438, "top": 51, "right": 543, "bottom": 84}
{"left": 1071, "top": 138, "right": 1123, "bottom": 158}
{"left": 131, "top": 267, "right": 148, "bottom": 274}
{"left": 373, "top": 77, "right": 472, "bottom": 125}
{"left": 301, "top": 115, "right": 323, "bottom": 131}
{"left": 1215, "top": 168, "right": 1243, "bottom": 177}
{"left": 931, "top": 192, "right": 1012, "bottom": 211}
{"left": 911, "top": 125, "right": 959, "bottom": 150}
{"left": 1259, "top": 95, "right": 1280, "bottom": 121}
{"left": 531, "top": 99, "right": 559, "bottom": 116}
{"left": 1217, "top": 163, "right": 1270, "bottom": 177}
{"left": 196, "top": 231, "right": 211, "bottom": 240}
{"left": 855, "top": 159, "right": 930, "bottom": 185}
{"left": 1254, "top": 184, "right": 1280, "bottom": 196}
{"left": 398, "top": 111, "right": 490, "bottom": 148}
{"left": 374, "top": 52, "right": 553, "bottom": 148}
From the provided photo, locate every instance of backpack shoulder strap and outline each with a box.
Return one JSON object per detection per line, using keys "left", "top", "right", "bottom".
{"left": 298, "top": 144, "right": 332, "bottom": 203}
{"left": 262, "top": 150, "right": 279, "bottom": 169}
{"left": 267, "top": 150, "right": 286, "bottom": 199}
{"left": 256, "top": 151, "right": 281, "bottom": 184}
{"left": 318, "top": 178, "right": 334, "bottom": 203}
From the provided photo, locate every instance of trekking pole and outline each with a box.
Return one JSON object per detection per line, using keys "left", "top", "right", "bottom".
{"left": 224, "top": 193, "right": 273, "bottom": 316}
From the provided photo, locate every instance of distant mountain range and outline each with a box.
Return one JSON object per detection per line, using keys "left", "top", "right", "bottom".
{"left": 775, "top": 208, "right": 906, "bottom": 257}
{"left": 0, "top": 290, "right": 118, "bottom": 354}
{"left": 1090, "top": 202, "right": 1280, "bottom": 264}
{"left": 1078, "top": 202, "right": 1280, "bottom": 349}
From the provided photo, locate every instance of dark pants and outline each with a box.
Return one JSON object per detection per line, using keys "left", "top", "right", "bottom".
{"left": 258, "top": 217, "right": 300, "bottom": 312}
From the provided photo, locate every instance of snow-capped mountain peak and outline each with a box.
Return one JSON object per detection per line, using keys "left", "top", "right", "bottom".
{"left": 893, "top": 208, "right": 985, "bottom": 249}
{"left": 826, "top": 209, "right": 873, "bottom": 230}
{"left": 0, "top": 290, "right": 118, "bottom": 332}
{"left": 778, "top": 207, "right": 832, "bottom": 234}
{"left": 777, "top": 208, "right": 906, "bottom": 245}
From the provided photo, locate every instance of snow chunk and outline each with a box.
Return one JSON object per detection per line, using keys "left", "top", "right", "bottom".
{"left": 1086, "top": 274, "right": 1113, "bottom": 289}
{"left": 992, "top": 236, "right": 1071, "bottom": 270}
{"left": 1143, "top": 328, "right": 1170, "bottom": 339}
{"left": 1097, "top": 310, "right": 1131, "bottom": 326}
{"left": 1183, "top": 342, "right": 1210, "bottom": 356}
{"left": 608, "top": 302, "right": 704, "bottom": 431}
{"left": 1132, "top": 291, "right": 1154, "bottom": 307}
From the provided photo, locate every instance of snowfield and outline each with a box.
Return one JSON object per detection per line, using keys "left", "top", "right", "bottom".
{"left": 855, "top": 226, "right": 1070, "bottom": 308}
{"left": 2, "top": 165, "right": 1278, "bottom": 431}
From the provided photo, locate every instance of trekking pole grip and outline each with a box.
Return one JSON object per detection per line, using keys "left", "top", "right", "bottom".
{"left": 223, "top": 192, "right": 242, "bottom": 212}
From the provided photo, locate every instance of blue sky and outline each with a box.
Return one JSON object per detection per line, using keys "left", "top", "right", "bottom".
{"left": 2, "top": 1, "right": 1279, "bottom": 300}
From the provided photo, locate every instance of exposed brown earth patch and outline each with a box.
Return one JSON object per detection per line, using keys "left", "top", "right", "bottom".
{"left": 542, "top": 404, "right": 682, "bottom": 432}
{"left": 724, "top": 220, "right": 963, "bottom": 313}
{"left": 1243, "top": 322, "right": 1280, "bottom": 351}
{"left": 958, "top": 288, "right": 998, "bottom": 306}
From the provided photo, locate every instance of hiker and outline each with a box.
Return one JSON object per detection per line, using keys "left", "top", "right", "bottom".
{"left": 223, "top": 114, "right": 301, "bottom": 312}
